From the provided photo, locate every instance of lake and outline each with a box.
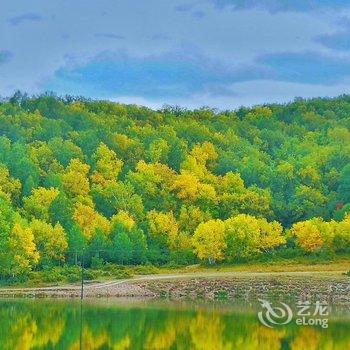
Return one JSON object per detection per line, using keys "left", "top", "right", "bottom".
{"left": 0, "top": 298, "right": 349, "bottom": 349}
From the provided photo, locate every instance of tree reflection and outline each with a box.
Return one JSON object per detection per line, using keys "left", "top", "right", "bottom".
{"left": 0, "top": 301, "right": 348, "bottom": 350}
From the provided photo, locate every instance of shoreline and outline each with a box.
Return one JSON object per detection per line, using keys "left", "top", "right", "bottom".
{"left": 0, "top": 270, "right": 349, "bottom": 304}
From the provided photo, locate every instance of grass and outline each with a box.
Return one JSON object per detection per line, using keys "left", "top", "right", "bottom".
{"left": 132, "top": 254, "right": 350, "bottom": 275}
{"left": 1, "top": 256, "right": 349, "bottom": 288}
{"left": 172, "top": 257, "right": 350, "bottom": 274}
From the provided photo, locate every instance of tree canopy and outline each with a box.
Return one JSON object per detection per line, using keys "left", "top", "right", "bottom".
{"left": 0, "top": 92, "right": 350, "bottom": 275}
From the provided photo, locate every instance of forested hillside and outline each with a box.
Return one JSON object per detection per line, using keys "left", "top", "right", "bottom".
{"left": 0, "top": 92, "right": 349, "bottom": 277}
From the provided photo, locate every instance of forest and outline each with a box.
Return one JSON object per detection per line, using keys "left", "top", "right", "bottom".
{"left": 0, "top": 92, "right": 349, "bottom": 278}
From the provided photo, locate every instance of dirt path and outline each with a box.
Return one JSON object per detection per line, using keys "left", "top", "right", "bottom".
{"left": 87, "top": 269, "right": 348, "bottom": 289}
{"left": 0, "top": 269, "right": 347, "bottom": 297}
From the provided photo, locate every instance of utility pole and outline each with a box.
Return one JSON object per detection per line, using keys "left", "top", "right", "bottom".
{"left": 79, "top": 298, "right": 83, "bottom": 350}
{"left": 79, "top": 249, "right": 85, "bottom": 349}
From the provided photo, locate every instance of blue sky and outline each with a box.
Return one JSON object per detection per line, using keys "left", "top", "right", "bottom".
{"left": 1, "top": 0, "right": 350, "bottom": 109}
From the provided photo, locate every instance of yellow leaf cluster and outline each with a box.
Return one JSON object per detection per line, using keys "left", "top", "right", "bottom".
{"left": 73, "top": 202, "right": 110, "bottom": 239}
{"left": 0, "top": 165, "right": 21, "bottom": 202}
{"left": 62, "top": 159, "right": 90, "bottom": 197}
{"left": 148, "top": 210, "right": 179, "bottom": 248}
{"left": 111, "top": 210, "right": 135, "bottom": 231}
{"left": 30, "top": 219, "right": 68, "bottom": 262}
{"left": 192, "top": 219, "right": 226, "bottom": 263}
{"left": 23, "top": 187, "right": 59, "bottom": 221}
{"left": 290, "top": 220, "right": 324, "bottom": 252}
{"left": 92, "top": 143, "right": 123, "bottom": 186}
{"left": 9, "top": 222, "right": 39, "bottom": 274}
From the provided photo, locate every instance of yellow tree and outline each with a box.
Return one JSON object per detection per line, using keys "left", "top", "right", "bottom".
{"left": 148, "top": 210, "right": 179, "bottom": 249}
{"left": 298, "top": 165, "right": 321, "bottom": 187}
{"left": 29, "top": 141, "right": 62, "bottom": 176}
{"left": 290, "top": 220, "right": 324, "bottom": 252}
{"left": 30, "top": 219, "right": 68, "bottom": 264}
{"left": 111, "top": 210, "right": 135, "bottom": 231}
{"left": 5, "top": 215, "right": 39, "bottom": 276}
{"left": 225, "top": 214, "right": 285, "bottom": 260}
{"left": 181, "top": 142, "right": 218, "bottom": 180}
{"left": 178, "top": 205, "right": 212, "bottom": 234}
{"left": 0, "top": 164, "right": 21, "bottom": 202}
{"left": 257, "top": 218, "right": 285, "bottom": 252}
{"left": 171, "top": 172, "right": 201, "bottom": 202}
{"left": 225, "top": 214, "right": 261, "bottom": 259}
{"left": 73, "top": 202, "right": 110, "bottom": 240}
{"left": 91, "top": 143, "right": 123, "bottom": 186}
{"left": 197, "top": 183, "right": 217, "bottom": 209}
{"left": 218, "top": 172, "right": 245, "bottom": 194}
{"left": 192, "top": 219, "right": 226, "bottom": 264}
{"left": 10, "top": 222, "right": 39, "bottom": 275}
{"left": 62, "top": 159, "right": 90, "bottom": 198}
{"left": 246, "top": 106, "right": 273, "bottom": 119}
{"left": 0, "top": 199, "right": 37, "bottom": 277}
{"left": 127, "top": 160, "right": 176, "bottom": 211}
{"left": 23, "top": 187, "right": 59, "bottom": 221}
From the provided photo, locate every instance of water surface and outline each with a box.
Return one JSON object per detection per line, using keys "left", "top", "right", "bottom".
{"left": 0, "top": 298, "right": 349, "bottom": 349}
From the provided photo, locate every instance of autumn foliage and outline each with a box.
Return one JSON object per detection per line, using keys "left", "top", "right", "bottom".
{"left": 0, "top": 93, "right": 349, "bottom": 276}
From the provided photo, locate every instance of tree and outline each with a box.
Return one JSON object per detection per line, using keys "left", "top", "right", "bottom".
{"left": 147, "top": 210, "right": 181, "bottom": 252}
{"left": 91, "top": 143, "right": 123, "bottom": 186}
{"left": 181, "top": 142, "right": 218, "bottom": 180}
{"left": 88, "top": 229, "right": 109, "bottom": 264}
{"left": 129, "top": 228, "right": 148, "bottom": 264}
{"left": 8, "top": 222, "right": 39, "bottom": 276}
{"left": 62, "top": 159, "right": 90, "bottom": 198}
{"left": 0, "top": 199, "right": 39, "bottom": 277}
{"left": 217, "top": 172, "right": 272, "bottom": 219}
{"left": 178, "top": 205, "right": 211, "bottom": 234}
{"left": 30, "top": 219, "right": 68, "bottom": 266}
{"left": 48, "top": 137, "right": 84, "bottom": 167}
{"left": 49, "top": 192, "right": 74, "bottom": 230}
{"left": 171, "top": 172, "right": 201, "bottom": 202}
{"left": 29, "top": 141, "right": 60, "bottom": 176}
{"left": 92, "top": 180, "right": 145, "bottom": 219}
{"left": 192, "top": 219, "right": 226, "bottom": 264}
{"left": 338, "top": 164, "right": 350, "bottom": 203}
{"left": 333, "top": 215, "right": 350, "bottom": 253}
{"left": 1, "top": 93, "right": 350, "bottom": 270}
{"left": 292, "top": 185, "right": 327, "bottom": 222}
{"left": 112, "top": 230, "right": 133, "bottom": 265}
{"left": 0, "top": 164, "right": 21, "bottom": 203}
{"left": 73, "top": 202, "right": 110, "bottom": 240}
{"left": 109, "top": 210, "right": 148, "bottom": 264}
{"left": 127, "top": 161, "right": 176, "bottom": 211}
{"left": 257, "top": 217, "right": 285, "bottom": 252}
{"left": 23, "top": 187, "right": 59, "bottom": 221}
{"left": 67, "top": 224, "right": 85, "bottom": 265}
{"left": 290, "top": 219, "right": 325, "bottom": 253}
{"left": 146, "top": 139, "right": 169, "bottom": 164}
{"left": 111, "top": 210, "right": 135, "bottom": 232}
{"left": 224, "top": 214, "right": 284, "bottom": 260}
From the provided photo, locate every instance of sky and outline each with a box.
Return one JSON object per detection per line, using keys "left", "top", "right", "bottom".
{"left": 1, "top": 0, "right": 350, "bottom": 109}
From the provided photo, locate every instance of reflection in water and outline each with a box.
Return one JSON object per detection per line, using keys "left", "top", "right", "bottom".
{"left": 0, "top": 299, "right": 349, "bottom": 350}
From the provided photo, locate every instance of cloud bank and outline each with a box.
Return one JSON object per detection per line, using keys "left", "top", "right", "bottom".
{"left": 1, "top": 0, "right": 350, "bottom": 108}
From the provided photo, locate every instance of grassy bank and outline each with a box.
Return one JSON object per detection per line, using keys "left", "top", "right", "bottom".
{"left": 1, "top": 256, "right": 349, "bottom": 289}
{"left": 182, "top": 257, "right": 350, "bottom": 273}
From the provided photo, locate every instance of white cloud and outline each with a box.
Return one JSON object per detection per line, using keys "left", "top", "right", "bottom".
{"left": 0, "top": 0, "right": 348, "bottom": 107}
